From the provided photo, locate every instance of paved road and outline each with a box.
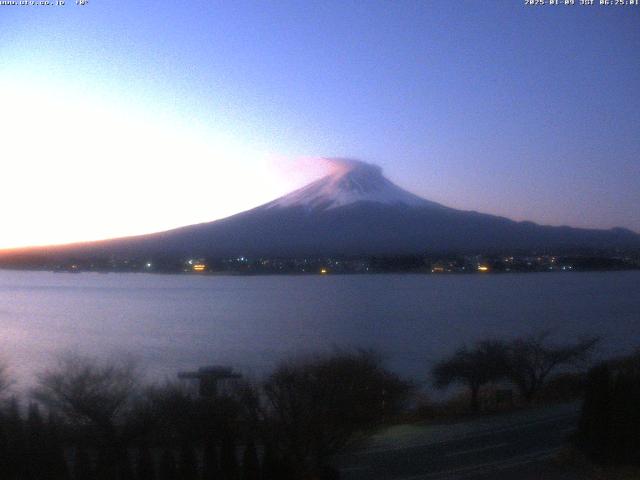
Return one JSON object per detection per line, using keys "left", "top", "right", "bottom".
{"left": 337, "top": 403, "right": 581, "bottom": 480}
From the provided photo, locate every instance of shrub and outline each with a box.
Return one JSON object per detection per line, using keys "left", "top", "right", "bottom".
{"left": 576, "top": 350, "right": 640, "bottom": 466}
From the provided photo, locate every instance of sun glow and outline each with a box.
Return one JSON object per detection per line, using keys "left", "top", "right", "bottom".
{"left": 0, "top": 80, "right": 287, "bottom": 249}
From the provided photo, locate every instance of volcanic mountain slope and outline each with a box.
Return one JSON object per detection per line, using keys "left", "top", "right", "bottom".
{"left": 3, "top": 159, "right": 640, "bottom": 260}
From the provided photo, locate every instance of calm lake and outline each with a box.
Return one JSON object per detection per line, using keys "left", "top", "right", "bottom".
{"left": 1, "top": 270, "right": 639, "bottom": 388}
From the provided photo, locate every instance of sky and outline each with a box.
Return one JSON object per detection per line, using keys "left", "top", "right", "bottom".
{"left": 1, "top": 1, "right": 639, "bottom": 248}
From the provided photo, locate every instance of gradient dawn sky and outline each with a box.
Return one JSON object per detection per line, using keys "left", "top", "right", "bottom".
{"left": 1, "top": 1, "right": 639, "bottom": 248}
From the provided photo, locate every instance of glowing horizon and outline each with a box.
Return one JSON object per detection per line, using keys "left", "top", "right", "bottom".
{"left": 1, "top": 2, "right": 638, "bottom": 248}
{"left": 0, "top": 79, "right": 325, "bottom": 250}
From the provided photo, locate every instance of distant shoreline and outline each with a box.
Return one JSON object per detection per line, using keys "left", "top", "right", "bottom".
{"left": 1, "top": 249, "right": 639, "bottom": 277}
{"left": 1, "top": 266, "right": 638, "bottom": 276}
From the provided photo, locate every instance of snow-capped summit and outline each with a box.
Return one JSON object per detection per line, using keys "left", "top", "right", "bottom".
{"left": 267, "top": 158, "right": 442, "bottom": 211}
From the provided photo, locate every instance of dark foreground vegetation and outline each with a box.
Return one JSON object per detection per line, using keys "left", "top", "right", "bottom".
{"left": 575, "top": 350, "right": 640, "bottom": 467}
{"left": 431, "top": 332, "right": 599, "bottom": 412}
{"left": 0, "top": 351, "right": 410, "bottom": 480}
{"left": 0, "top": 335, "right": 638, "bottom": 479}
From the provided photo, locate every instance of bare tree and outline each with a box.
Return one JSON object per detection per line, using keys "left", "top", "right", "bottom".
{"left": 432, "top": 340, "right": 509, "bottom": 412}
{"left": 32, "top": 352, "right": 140, "bottom": 478}
{"left": 263, "top": 350, "right": 411, "bottom": 477}
{"left": 506, "top": 332, "right": 599, "bottom": 402}
{"left": 32, "top": 352, "right": 139, "bottom": 429}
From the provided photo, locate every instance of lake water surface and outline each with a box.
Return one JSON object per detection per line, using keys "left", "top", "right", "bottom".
{"left": 1, "top": 270, "right": 638, "bottom": 388}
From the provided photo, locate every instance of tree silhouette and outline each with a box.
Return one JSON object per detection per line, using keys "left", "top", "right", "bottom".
{"left": 178, "top": 441, "right": 198, "bottom": 480}
{"left": 136, "top": 440, "right": 156, "bottom": 480}
{"left": 26, "top": 402, "right": 47, "bottom": 479}
{"left": 45, "top": 413, "right": 70, "bottom": 480}
{"left": 32, "top": 353, "right": 140, "bottom": 479}
{"left": 220, "top": 429, "right": 240, "bottom": 480}
{"left": 432, "top": 340, "right": 509, "bottom": 412}
{"left": 506, "top": 332, "right": 598, "bottom": 402}
{"left": 264, "top": 350, "right": 411, "bottom": 477}
{"left": 577, "top": 350, "right": 640, "bottom": 466}
{"left": 260, "top": 441, "right": 293, "bottom": 480}
{"left": 241, "top": 439, "right": 260, "bottom": 480}
{"left": 159, "top": 449, "right": 178, "bottom": 480}
{"left": 33, "top": 353, "right": 138, "bottom": 428}
{"left": 202, "top": 438, "right": 220, "bottom": 480}
{"left": 74, "top": 446, "right": 94, "bottom": 480}
{"left": 3, "top": 397, "right": 27, "bottom": 479}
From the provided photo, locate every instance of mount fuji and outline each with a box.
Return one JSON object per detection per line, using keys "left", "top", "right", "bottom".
{"left": 3, "top": 159, "right": 640, "bottom": 261}
{"left": 265, "top": 159, "right": 439, "bottom": 211}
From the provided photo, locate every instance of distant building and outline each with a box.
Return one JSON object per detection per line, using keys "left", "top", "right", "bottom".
{"left": 177, "top": 365, "right": 242, "bottom": 398}
{"left": 185, "top": 258, "right": 208, "bottom": 272}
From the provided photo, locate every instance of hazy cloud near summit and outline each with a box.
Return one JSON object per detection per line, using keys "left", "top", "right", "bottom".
{"left": 323, "top": 158, "right": 383, "bottom": 177}
{"left": 270, "top": 156, "right": 379, "bottom": 182}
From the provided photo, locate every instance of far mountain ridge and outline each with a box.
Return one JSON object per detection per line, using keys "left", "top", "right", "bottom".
{"left": 1, "top": 158, "right": 639, "bottom": 261}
